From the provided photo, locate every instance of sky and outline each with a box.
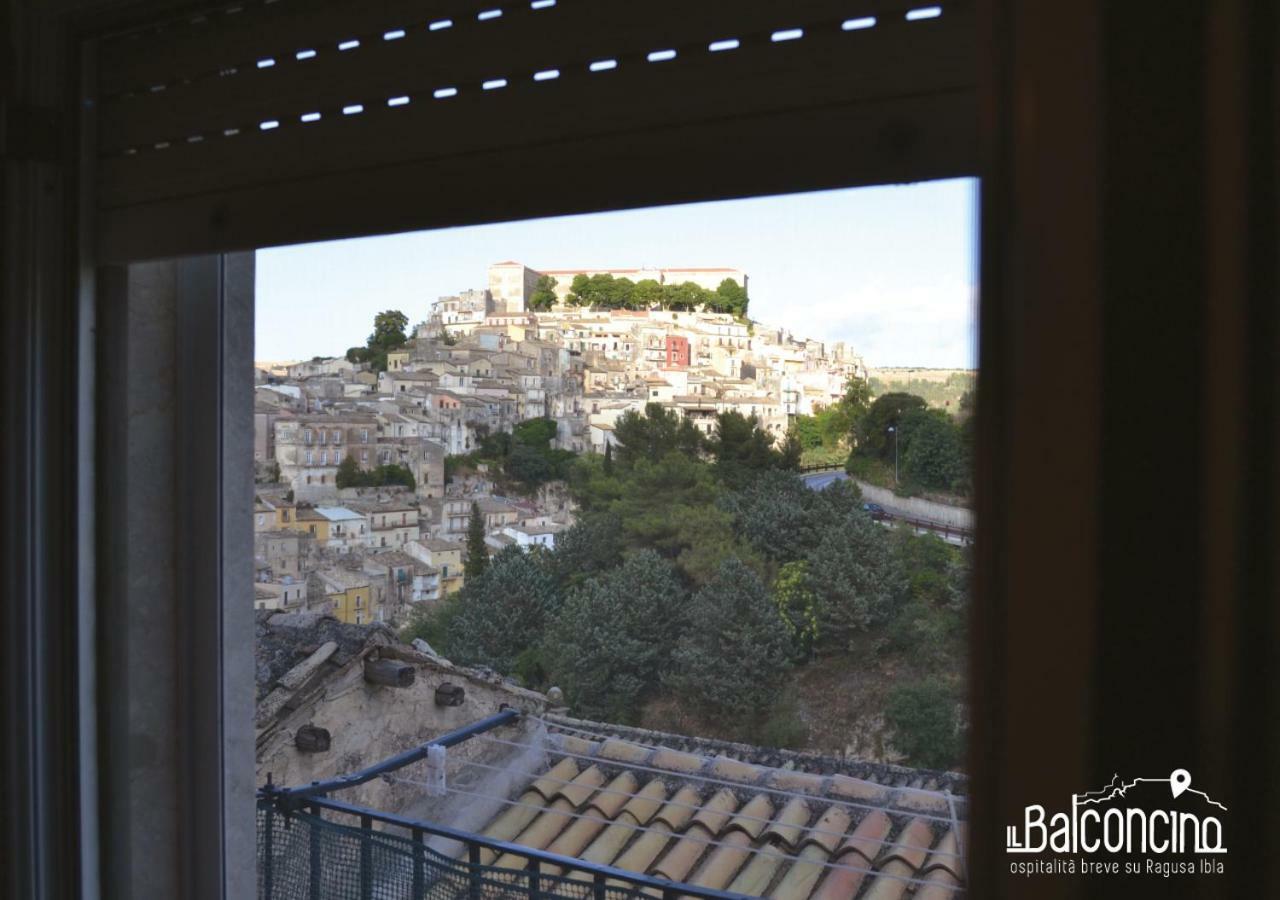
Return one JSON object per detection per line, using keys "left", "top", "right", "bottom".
{"left": 255, "top": 178, "right": 977, "bottom": 368}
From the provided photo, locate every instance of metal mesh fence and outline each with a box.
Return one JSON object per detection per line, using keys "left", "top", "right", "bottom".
{"left": 257, "top": 802, "right": 653, "bottom": 900}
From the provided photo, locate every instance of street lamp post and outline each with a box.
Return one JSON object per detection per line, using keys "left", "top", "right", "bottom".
{"left": 888, "top": 425, "right": 898, "bottom": 485}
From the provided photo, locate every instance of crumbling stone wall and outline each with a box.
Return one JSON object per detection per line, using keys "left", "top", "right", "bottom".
{"left": 256, "top": 611, "right": 548, "bottom": 815}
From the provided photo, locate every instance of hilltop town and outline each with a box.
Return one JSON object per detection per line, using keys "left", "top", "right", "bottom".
{"left": 253, "top": 261, "right": 866, "bottom": 627}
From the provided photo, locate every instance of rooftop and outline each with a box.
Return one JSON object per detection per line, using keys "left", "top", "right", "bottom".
{"left": 421, "top": 717, "right": 966, "bottom": 900}
{"left": 255, "top": 620, "right": 968, "bottom": 899}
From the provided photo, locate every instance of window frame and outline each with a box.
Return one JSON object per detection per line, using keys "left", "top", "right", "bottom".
{"left": 5, "top": 3, "right": 1276, "bottom": 900}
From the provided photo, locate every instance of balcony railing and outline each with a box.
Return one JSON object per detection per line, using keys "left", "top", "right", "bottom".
{"left": 257, "top": 709, "right": 753, "bottom": 900}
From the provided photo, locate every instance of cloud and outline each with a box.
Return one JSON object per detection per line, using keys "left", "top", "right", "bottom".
{"left": 751, "top": 282, "right": 977, "bottom": 369}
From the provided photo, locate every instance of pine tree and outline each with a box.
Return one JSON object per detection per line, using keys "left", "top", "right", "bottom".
{"left": 464, "top": 501, "right": 488, "bottom": 579}
{"left": 664, "top": 557, "right": 793, "bottom": 726}
{"left": 602, "top": 441, "right": 614, "bottom": 476}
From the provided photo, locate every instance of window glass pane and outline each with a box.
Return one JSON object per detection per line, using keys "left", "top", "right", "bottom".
{"left": 253, "top": 180, "right": 976, "bottom": 894}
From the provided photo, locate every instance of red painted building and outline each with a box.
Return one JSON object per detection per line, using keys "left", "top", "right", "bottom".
{"left": 664, "top": 335, "right": 691, "bottom": 368}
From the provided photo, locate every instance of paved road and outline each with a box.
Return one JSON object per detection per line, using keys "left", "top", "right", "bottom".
{"left": 801, "top": 468, "right": 973, "bottom": 546}
{"left": 801, "top": 470, "right": 851, "bottom": 492}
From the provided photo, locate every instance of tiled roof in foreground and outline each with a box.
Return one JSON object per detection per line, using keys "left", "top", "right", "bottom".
{"left": 455, "top": 718, "right": 967, "bottom": 900}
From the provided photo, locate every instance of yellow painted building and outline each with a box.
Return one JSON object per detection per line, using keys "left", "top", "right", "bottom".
{"left": 289, "top": 507, "right": 330, "bottom": 542}
{"left": 254, "top": 497, "right": 299, "bottom": 533}
{"left": 320, "top": 570, "right": 376, "bottom": 625}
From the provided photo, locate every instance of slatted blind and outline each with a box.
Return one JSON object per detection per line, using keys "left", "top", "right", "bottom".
{"left": 92, "top": 0, "right": 976, "bottom": 261}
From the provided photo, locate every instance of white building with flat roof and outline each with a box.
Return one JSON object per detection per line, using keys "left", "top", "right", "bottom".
{"left": 487, "top": 262, "right": 747, "bottom": 310}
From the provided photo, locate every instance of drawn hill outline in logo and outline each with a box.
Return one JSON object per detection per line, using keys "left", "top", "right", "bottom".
{"left": 1075, "top": 770, "right": 1228, "bottom": 812}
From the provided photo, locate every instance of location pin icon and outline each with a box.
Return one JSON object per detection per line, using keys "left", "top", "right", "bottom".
{"left": 1170, "top": 769, "right": 1191, "bottom": 799}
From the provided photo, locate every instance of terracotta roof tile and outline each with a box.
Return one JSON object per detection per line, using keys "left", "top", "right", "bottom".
{"left": 838, "top": 809, "right": 893, "bottom": 863}
{"left": 797, "top": 804, "right": 849, "bottom": 855}
{"left": 829, "top": 774, "right": 892, "bottom": 806}
{"left": 772, "top": 843, "right": 841, "bottom": 900}
{"left": 860, "top": 857, "right": 918, "bottom": 900}
{"left": 597, "top": 737, "right": 653, "bottom": 765}
{"left": 709, "top": 755, "right": 766, "bottom": 784}
{"left": 649, "top": 826, "right": 714, "bottom": 884}
{"left": 649, "top": 747, "right": 704, "bottom": 774}
{"left": 608, "top": 823, "right": 678, "bottom": 887}
{"left": 893, "top": 787, "right": 954, "bottom": 816}
{"left": 477, "top": 790, "right": 545, "bottom": 864}
{"left": 689, "top": 829, "right": 754, "bottom": 891}
{"left": 493, "top": 796, "right": 577, "bottom": 864}
{"left": 920, "top": 824, "right": 966, "bottom": 880}
{"left": 876, "top": 817, "right": 935, "bottom": 871}
{"left": 528, "top": 757, "right": 580, "bottom": 800}
{"left": 911, "top": 866, "right": 963, "bottom": 900}
{"left": 584, "top": 771, "right": 639, "bottom": 820}
{"left": 466, "top": 726, "right": 967, "bottom": 900}
{"left": 724, "top": 793, "right": 775, "bottom": 841}
{"left": 769, "top": 769, "right": 828, "bottom": 795}
{"left": 650, "top": 785, "right": 703, "bottom": 832}
{"left": 557, "top": 734, "right": 599, "bottom": 757}
{"left": 550, "top": 764, "right": 607, "bottom": 808}
{"left": 618, "top": 778, "right": 669, "bottom": 825}
{"left": 688, "top": 788, "right": 739, "bottom": 834}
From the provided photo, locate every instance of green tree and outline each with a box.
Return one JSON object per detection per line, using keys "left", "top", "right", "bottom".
{"left": 501, "top": 417, "right": 572, "bottom": 488}
{"left": 464, "top": 501, "right": 488, "bottom": 579}
{"left": 710, "top": 411, "right": 787, "bottom": 490}
{"left": 885, "top": 530, "right": 969, "bottom": 664}
{"left": 371, "top": 463, "right": 415, "bottom": 491}
{"left": 511, "top": 417, "right": 558, "bottom": 448}
{"left": 788, "top": 416, "right": 824, "bottom": 450}
{"left": 773, "top": 560, "right": 819, "bottom": 655}
{"left": 854, "top": 392, "right": 927, "bottom": 460}
{"left": 665, "top": 557, "right": 793, "bottom": 727}
{"left": 806, "top": 509, "right": 903, "bottom": 643}
{"left": 544, "top": 550, "right": 687, "bottom": 722}
{"left": 371, "top": 309, "right": 409, "bottom": 348}
{"left": 711, "top": 278, "right": 749, "bottom": 317}
{"left": 335, "top": 454, "right": 362, "bottom": 488}
{"left": 612, "top": 403, "right": 704, "bottom": 469}
{"left": 812, "top": 376, "right": 873, "bottom": 448}
{"left": 602, "top": 441, "right": 614, "bottom": 475}
{"left": 444, "top": 546, "right": 559, "bottom": 673}
{"left": 545, "top": 513, "right": 625, "bottom": 591}
{"left": 886, "top": 678, "right": 965, "bottom": 770}
{"left": 566, "top": 273, "right": 592, "bottom": 306}
{"left": 506, "top": 443, "right": 555, "bottom": 486}
{"left": 354, "top": 309, "right": 410, "bottom": 372}
{"left": 662, "top": 281, "right": 707, "bottom": 311}
{"left": 633, "top": 279, "right": 664, "bottom": 308}
{"left": 899, "top": 407, "right": 969, "bottom": 493}
{"left": 719, "top": 470, "right": 861, "bottom": 564}
{"left": 528, "top": 275, "right": 559, "bottom": 311}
